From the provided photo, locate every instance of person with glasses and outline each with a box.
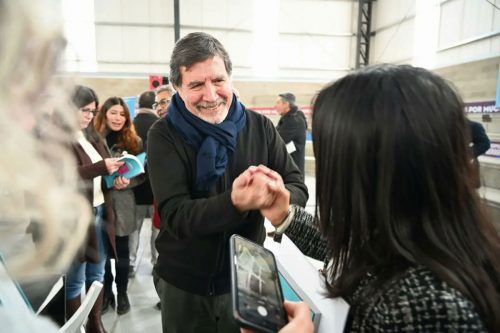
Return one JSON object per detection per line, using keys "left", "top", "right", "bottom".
{"left": 69, "top": 85, "right": 124, "bottom": 333}
{"left": 153, "top": 85, "right": 174, "bottom": 118}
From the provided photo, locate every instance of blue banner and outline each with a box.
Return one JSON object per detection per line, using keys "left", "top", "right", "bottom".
{"left": 123, "top": 96, "right": 137, "bottom": 119}
{"left": 496, "top": 68, "right": 500, "bottom": 109}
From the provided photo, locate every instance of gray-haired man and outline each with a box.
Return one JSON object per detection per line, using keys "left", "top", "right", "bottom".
{"left": 275, "top": 92, "right": 307, "bottom": 176}
{"left": 154, "top": 85, "right": 175, "bottom": 118}
{"left": 147, "top": 32, "right": 308, "bottom": 332}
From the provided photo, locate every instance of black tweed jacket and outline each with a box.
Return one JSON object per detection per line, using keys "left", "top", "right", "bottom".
{"left": 285, "top": 208, "right": 488, "bottom": 332}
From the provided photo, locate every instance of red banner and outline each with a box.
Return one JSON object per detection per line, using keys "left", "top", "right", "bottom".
{"left": 149, "top": 75, "right": 168, "bottom": 90}
{"left": 251, "top": 106, "right": 312, "bottom": 116}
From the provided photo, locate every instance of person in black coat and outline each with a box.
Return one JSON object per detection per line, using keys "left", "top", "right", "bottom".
{"left": 128, "top": 90, "right": 160, "bottom": 275}
{"left": 468, "top": 119, "right": 490, "bottom": 187}
{"left": 275, "top": 92, "right": 307, "bottom": 176}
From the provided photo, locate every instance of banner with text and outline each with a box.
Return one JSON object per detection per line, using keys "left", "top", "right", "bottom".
{"left": 464, "top": 101, "right": 498, "bottom": 113}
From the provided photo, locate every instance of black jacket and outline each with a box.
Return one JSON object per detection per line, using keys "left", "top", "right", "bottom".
{"left": 276, "top": 106, "right": 307, "bottom": 175}
{"left": 468, "top": 120, "right": 490, "bottom": 187}
{"left": 469, "top": 120, "right": 490, "bottom": 157}
{"left": 133, "top": 109, "right": 159, "bottom": 205}
{"left": 148, "top": 109, "right": 308, "bottom": 296}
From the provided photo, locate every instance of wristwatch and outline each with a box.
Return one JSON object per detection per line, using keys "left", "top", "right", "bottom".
{"left": 273, "top": 204, "right": 296, "bottom": 243}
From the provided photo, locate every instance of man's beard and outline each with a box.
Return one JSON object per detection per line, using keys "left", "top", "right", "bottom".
{"left": 195, "top": 98, "right": 227, "bottom": 111}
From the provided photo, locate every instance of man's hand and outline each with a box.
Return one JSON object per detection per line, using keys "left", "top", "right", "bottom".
{"left": 249, "top": 165, "right": 290, "bottom": 226}
{"left": 231, "top": 166, "right": 276, "bottom": 212}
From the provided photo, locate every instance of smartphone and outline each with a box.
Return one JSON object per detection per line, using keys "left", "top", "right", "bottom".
{"left": 230, "top": 235, "right": 288, "bottom": 333}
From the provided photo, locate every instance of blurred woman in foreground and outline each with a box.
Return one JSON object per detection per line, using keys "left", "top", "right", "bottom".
{"left": 0, "top": 0, "right": 91, "bottom": 331}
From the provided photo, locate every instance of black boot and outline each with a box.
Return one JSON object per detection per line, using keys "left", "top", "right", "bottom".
{"left": 101, "top": 291, "right": 115, "bottom": 314}
{"left": 102, "top": 258, "right": 115, "bottom": 314}
{"left": 117, "top": 292, "right": 130, "bottom": 315}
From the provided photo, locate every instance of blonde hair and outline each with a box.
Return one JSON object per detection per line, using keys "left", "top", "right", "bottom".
{"left": 0, "top": 0, "right": 90, "bottom": 278}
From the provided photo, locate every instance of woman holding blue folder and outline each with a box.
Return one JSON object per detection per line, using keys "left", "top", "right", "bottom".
{"left": 94, "top": 96, "right": 144, "bottom": 316}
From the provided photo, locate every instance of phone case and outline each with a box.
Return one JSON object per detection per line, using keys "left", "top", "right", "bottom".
{"left": 229, "top": 235, "right": 288, "bottom": 333}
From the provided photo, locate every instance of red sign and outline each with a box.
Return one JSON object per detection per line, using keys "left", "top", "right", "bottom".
{"left": 149, "top": 75, "right": 168, "bottom": 90}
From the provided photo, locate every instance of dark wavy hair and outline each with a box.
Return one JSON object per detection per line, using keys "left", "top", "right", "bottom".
{"left": 72, "top": 85, "right": 101, "bottom": 144}
{"left": 312, "top": 64, "right": 500, "bottom": 331}
{"left": 138, "top": 90, "right": 155, "bottom": 109}
{"left": 94, "top": 96, "right": 141, "bottom": 155}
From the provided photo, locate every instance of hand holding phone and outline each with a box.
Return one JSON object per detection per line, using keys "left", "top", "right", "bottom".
{"left": 241, "top": 301, "right": 313, "bottom": 333}
{"left": 230, "top": 235, "right": 288, "bottom": 333}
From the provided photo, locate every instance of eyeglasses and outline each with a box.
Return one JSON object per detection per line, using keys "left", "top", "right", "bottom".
{"left": 80, "top": 108, "right": 98, "bottom": 116}
{"left": 153, "top": 99, "right": 171, "bottom": 110}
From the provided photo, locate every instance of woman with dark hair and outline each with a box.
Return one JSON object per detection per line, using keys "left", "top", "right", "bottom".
{"left": 247, "top": 65, "right": 500, "bottom": 332}
{"left": 69, "top": 85, "right": 124, "bottom": 333}
{"left": 94, "top": 96, "right": 144, "bottom": 315}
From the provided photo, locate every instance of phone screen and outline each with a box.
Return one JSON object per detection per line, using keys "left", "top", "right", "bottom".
{"left": 231, "top": 235, "right": 287, "bottom": 333}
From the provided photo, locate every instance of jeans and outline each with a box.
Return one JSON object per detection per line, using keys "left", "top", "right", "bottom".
{"left": 66, "top": 204, "right": 107, "bottom": 300}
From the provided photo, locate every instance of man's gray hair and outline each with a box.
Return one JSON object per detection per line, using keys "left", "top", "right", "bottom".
{"left": 169, "top": 32, "right": 232, "bottom": 88}
{"left": 156, "top": 84, "right": 175, "bottom": 95}
{"left": 279, "top": 92, "right": 296, "bottom": 108}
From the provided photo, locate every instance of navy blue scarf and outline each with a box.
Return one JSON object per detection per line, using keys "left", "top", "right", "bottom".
{"left": 167, "top": 93, "right": 246, "bottom": 191}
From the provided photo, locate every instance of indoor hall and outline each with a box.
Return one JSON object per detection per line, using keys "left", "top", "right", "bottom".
{"left": 1, "top": 0, "right": 499, "bottom": 333}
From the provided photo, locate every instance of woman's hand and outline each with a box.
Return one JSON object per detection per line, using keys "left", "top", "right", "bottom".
{"left": 113, "top": 176, "right": 130, "bottom": 190}
{"left": 104, "top": 158, "right": 124, "bottom": 174}
{"left": 279, "top": 301, "right": 314, "bottom": 333}
{"left": 240, "top": 301, "right": 313, "bottom": 333}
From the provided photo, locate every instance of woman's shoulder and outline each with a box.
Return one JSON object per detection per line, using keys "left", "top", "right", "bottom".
{"left": 385, "top": 267, "right": 482, "bottom": 317}
{"left": 350, "top": 266, "right": 487, "bottom": 332}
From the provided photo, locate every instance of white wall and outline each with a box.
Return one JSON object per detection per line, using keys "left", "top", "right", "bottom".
{"left": 370, "top": 0, "right": 416, "bottom": 64}
{"left": 62, "top": 0, "right": 356, "bottom": 81}
{"left": 370, "top": 0, "right": 500, "bottom": 69}
{"left": 277, "top": 0, "right": 355, "bottom": 80}
{"left": 437, "top": 0, "right": 500, "bottom": 68}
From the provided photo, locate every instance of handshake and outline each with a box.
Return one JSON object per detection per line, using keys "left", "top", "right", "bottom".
{"left": 230, "top": 165, "right": 290, "bottom": 227}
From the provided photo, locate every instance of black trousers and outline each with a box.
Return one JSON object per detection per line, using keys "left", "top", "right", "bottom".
{"left": 153, "top": 272, "right": 239, "bottom": 333}
{"left": 104, "top": 235, "right": 129, "bottom": 295}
